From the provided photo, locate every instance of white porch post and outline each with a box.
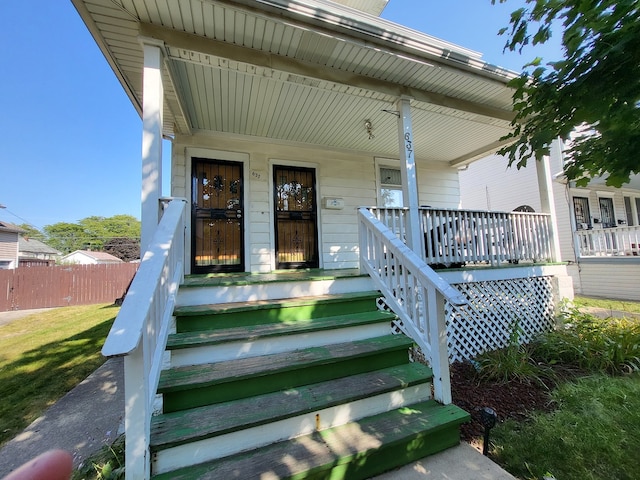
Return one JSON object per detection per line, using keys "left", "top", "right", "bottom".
{"left": 396, "top": 97, "right": 422, "bottom": 253}
{"left": 140, "top": 38, "right": 164, "bottom": 254}
{"left": 536, "top": 147, "right": 562, "bottom": 262}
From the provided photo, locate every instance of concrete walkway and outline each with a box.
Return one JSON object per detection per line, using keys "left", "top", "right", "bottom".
{"left": 0, "top": 358, "right": 125, "bottom": 478}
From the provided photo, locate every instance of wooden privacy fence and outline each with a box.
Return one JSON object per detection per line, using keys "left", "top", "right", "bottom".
{"left": 0, "top": 263, "right": 139, "bottom": 311}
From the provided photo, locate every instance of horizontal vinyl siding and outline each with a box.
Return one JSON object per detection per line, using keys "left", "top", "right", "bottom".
{"left": 0, "top": 233, "right": 19, "bottom": 265}
{"left": 460, "top": 154, "right": 541, "bottom": 212}
{"left": 174, "top": 134, "right": 461, "bottom": 272}
{"left": 578, "top": 261, "right": 640, "bottom": 301}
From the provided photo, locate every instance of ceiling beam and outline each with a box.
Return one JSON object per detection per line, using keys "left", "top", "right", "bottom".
{"left": 139, "top": 23, "right": 516, "bottom": 123}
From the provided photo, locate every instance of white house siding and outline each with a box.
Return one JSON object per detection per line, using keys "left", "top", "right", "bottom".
{"left": 460, "top": 150, "right": 581, "bottom": 294}
{"left": 578, "top": 260, "right": 640, "bottom": 301}
{"left": 172, "top": 134, "right": 461, "bottom": 273}
{"left": 459, "top": 154, "right": 541, "bottom": 212}
{"left": 0, "top": 231, "right": 19, "bottom": 269}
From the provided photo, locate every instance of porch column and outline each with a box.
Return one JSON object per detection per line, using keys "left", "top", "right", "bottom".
{"left": 140, "top": 38, "right": 165, "bottom": 254}
{"left": 396, "top": 97, "right": 422, "bottom": 252}
{"left": 536, "top": 146, "right": 562, "bottom": 262}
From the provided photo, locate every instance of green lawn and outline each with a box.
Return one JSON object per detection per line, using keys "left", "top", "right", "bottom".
{"left": 574, "top": 295, "right": 640, "bottom": 315}
{"left": 491, "top": 374, "right": 640, "bottom": 480}
{"left": 0, "top": 304, "right": 118, "bottom": 446}
{"left": 484, "top": 303, "right": 640, "bottom": 480}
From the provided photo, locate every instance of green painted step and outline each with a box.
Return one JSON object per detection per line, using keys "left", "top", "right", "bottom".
{"left": 159, "top": 334, "right": 414, "bottom": 412}
{"left": 151, "top": 363, "right": 433, "bottom": 452}
{"left": 166, "top": 310, "right": 396, "bottom": 351}
{"left": 152, "top": 400, "right": 470, "bottom": 480}
{"left": 173, "top": 291, "right": 382, "bottom": 333}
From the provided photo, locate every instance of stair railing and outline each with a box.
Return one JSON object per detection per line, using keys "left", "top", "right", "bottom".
{"left": 102, "top": 198, "right": 187, "bottom": 480}
{"left": 358, "top": 207, "right": 467, "bottom": 404}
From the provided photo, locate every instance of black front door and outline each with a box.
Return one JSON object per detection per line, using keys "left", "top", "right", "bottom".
{"left": 192, "top": 158, "right": 244, "bottom": 273}
{"left": 273, "top": 165, "right": 319, "bottom": 269}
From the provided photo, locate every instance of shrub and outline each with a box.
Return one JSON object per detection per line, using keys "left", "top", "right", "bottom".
{"left": 475, "top": 320, "right": 551, "bottom": 385}
{"left": 532, "top": 304, "right": 640, "bottom": 374}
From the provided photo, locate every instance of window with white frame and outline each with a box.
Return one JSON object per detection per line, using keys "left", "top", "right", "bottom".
{"left": 379, "top": 167, "right": 404, "bottom": 208}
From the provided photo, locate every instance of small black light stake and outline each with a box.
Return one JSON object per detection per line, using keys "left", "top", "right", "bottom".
{"left": 480, "top": 407, "right": 498, "bottom": 456}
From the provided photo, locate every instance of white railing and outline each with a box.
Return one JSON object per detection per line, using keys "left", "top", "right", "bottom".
{"left": 101, "top": 198, "right": 187, "bottom": 480}
{"left": 575, "top": 225, "right": 640, "bottom": 257}
{"left": 370, "top": 207, "right": 553, "bottom": 267}
{"left": 358, "top": 208, "right": 467, "bottom": 404}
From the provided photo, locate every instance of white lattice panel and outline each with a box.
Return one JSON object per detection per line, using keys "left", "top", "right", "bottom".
{"left": 446, "top": 276, "right": 556, "bottom": 362}
{"left": 378, "top": 276, "right": 556, "bottom": 364}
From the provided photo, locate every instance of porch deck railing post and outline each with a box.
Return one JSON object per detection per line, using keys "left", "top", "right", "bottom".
{"left": 427, "top": 287, "right": 452, "bottom": 404}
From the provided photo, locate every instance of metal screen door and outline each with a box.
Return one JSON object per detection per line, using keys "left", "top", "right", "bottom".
{"left": 273, "top": 165, "right": 319, "bottom": 269}
{"left": 192, "top": 158, "right": 244, "bottom": 273}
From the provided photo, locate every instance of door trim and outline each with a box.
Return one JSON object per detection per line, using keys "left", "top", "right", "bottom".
{"left": 271, "top": 162, "right": 321, "bottom": 270}
{"left": 187, "top": 149, "right": 249, "bottom": 274}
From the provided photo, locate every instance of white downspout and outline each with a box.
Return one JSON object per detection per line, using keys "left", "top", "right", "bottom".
{"left": 140, "top": 38, "right": 165, "bottom": 254}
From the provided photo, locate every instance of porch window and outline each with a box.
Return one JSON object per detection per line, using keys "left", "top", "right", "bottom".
{"left": 573, "top": 196, "right": 591, "bottom": 230}
{"left": 379, "top": 167, "right": 403, "bottom": 208}
{"left": 598, "top": 197, "right": 616, "bottom": 228}
{"left": 636, "top": 198, "right": 640, "bottom": 225}
{"left": 624, "top": 196, "right": 634, "bottom": 226}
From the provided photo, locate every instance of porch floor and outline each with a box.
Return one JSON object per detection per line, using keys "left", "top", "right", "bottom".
{"left": 182, "top": 268, "right": 367, "bottom": 287}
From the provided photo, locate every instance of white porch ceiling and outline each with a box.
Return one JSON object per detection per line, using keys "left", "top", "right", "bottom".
{"left": 72, "top": 0, "right": 518, "bottom": 165}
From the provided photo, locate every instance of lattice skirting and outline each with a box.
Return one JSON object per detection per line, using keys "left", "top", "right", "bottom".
{"left": 446, "top": 276, "right": 556, "bottom": 362}
{"left": 380, "top": 276, "right": 557, "bottom": 363}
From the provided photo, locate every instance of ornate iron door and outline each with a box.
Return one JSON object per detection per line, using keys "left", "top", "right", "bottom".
{"left": 273, "top": 165, "right": 319, "bottom": 269}
{"left": 192, "top": 158, "right": 244, "bottom": 273}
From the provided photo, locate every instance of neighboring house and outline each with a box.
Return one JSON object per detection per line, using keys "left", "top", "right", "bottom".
{"left": 0, "top": 222, "right": 23, "bottom": 269}
{"left": 18, "top": 236, "right": 62, "bottom": 266}
{"left": 61, "top": 250, "right": 124, "bottom": 265}
{"left": 460, "top": 140, "right": 640, "bottom": 301}
{"left": 72, "top": 1, "right": 574, "bottom": 478}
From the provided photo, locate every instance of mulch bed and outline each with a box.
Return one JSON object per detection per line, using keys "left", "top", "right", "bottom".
{"left": 450, "top": 361, "right": 557, "bottom": 441}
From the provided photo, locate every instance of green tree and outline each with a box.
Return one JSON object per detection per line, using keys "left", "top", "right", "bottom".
{"left": 43, "top": 222, "right": 88, "bottom": 254}
{"left": 18, "top": 224, "right": 45, "bottom": 241}
{"left": 493, "top": 0, "right": 640, "bottom": 187}
{"left": 42, "top": 215, "right": 141, "bottom": 255}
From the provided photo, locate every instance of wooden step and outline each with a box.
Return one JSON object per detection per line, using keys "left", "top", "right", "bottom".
{"left": 150, "top": 364, "right": 434, "bottom": 472}
{"left": 159, "top": 334, "right": 414, "bottom": 413}
{"left": 173, "top": 291, "right": 382, "bottom": 333}
{"left": 167, "top": 310, "right": 396, "bottom": 351}
{"left": 167, "top": 310, "right": 396, "bottom": 367}
{"left": 151, "top": 400, "right": 470, "bottom": 479}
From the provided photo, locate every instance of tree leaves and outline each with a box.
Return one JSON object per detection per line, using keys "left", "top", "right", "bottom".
{"left": 495, "top": 0, "right": 640, "bottom": 186}
{"left": 42, "top": 215, "right": 140, "bottom": 256}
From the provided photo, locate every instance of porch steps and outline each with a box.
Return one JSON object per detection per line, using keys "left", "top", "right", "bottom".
{"left": 153, "top": 400, "right": 468, "bottom": 480}
{"left": 151, "top": 283, "right": 469, "bottom": 479}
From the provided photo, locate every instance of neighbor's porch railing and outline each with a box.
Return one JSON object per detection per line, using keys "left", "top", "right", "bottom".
{"left": 371, "top": 207, "right": 554, "bottom": 267}
{"left": 575, "top": 225, "right": 640, "bottom": 257}
{"left": 358, "top": 208, "right": 467, "bottom": 404}
{"left": 101, "top": 198, "right": 187, "bottom": 480}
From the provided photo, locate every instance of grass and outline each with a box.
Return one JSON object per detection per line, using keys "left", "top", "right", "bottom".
{"left": 491, "top": 374, "right": 640, "bottom": 480}
{"left": 478, "top": 304, "right": 640, "bottom": 480}
{"left": 574, "top": 295, "right": 640, "bottom": 315}
{"left": 0, "top": 304, "right": 118, "bottom": 446}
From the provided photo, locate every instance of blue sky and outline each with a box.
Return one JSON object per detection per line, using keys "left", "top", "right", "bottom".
{"left": 0, "top": 0, "right": 560, "bottom": 230}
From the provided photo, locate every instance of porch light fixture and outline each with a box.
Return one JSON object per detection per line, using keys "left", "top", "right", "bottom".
{"left": 364, "top": 120, "right": 374, "bottom": 140}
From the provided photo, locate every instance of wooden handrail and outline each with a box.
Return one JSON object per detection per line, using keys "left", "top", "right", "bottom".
{"left": 358, "top": 207, "right": 466, "bottom": 404}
